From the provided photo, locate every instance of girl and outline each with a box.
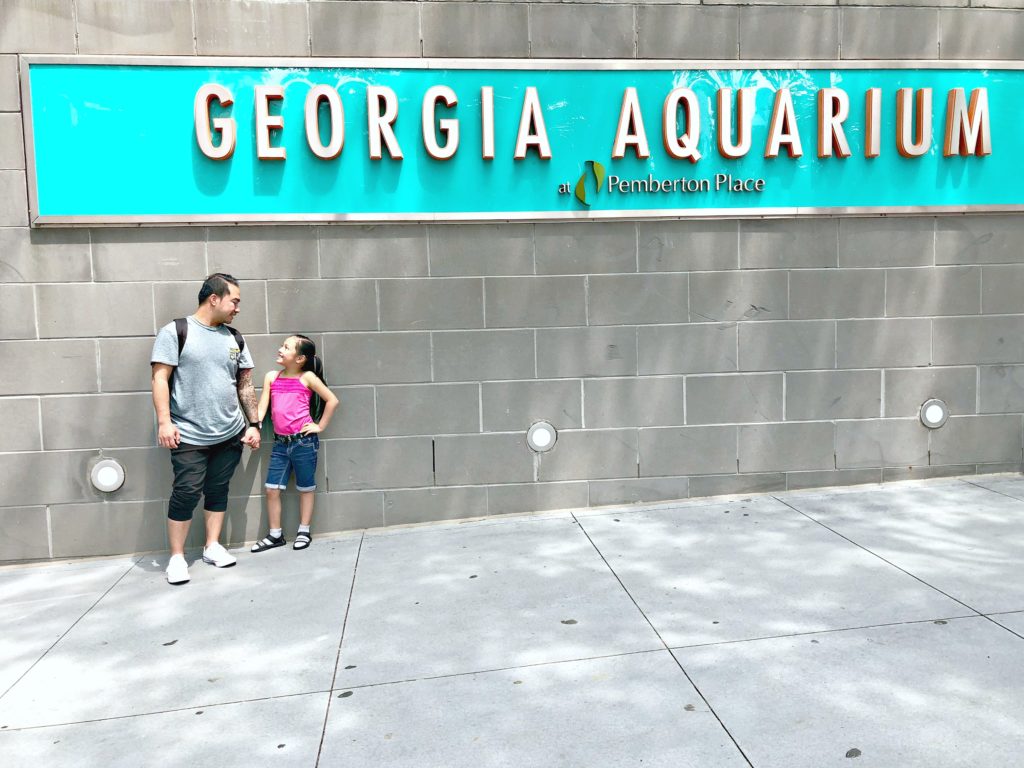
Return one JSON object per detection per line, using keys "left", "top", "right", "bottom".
{"left": 251, "top": 335, "right": 338, "bottom": 552}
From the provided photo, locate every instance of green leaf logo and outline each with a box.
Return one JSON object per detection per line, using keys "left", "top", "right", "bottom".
{"left": 574, "top": 160, "right": 606, "bottom": 206}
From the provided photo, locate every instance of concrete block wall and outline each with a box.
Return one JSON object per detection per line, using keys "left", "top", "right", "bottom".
{"left": 3, "top": 0, "right": 1024, "bottom": 561}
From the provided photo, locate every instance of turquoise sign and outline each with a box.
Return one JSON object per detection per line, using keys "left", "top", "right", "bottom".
{"left": 21, "top": 57, "right": 1017, "bottom": 225}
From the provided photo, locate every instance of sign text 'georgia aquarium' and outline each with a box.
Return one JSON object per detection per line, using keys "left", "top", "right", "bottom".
{"left": 20, "top": 57, "right": 1017, "bottom": 225}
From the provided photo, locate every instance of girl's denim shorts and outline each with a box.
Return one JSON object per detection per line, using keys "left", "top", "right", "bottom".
{"left": 265, "top": 434, "right": 319, "bottom": 491}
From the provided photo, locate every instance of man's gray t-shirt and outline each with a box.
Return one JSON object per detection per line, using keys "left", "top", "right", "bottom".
{"left": 151, "top": 316, "right": 254, "bottom": 446}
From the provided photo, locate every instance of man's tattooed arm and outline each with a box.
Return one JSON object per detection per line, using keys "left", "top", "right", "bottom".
{"left": 237, "top": 368, "right": 259, "bottom": 423}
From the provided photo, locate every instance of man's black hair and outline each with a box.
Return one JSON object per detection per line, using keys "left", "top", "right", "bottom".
{"left": 197, "top": 273, "right": 239, "bottom": 306}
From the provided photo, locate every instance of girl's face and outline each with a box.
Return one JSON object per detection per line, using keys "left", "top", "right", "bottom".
{"left": 275, "top": 337, "right": 306, "bottom": 369}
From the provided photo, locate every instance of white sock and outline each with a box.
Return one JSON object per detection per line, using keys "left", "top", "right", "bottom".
{"left": 298, "top": 524, "right": 311, "bottom": 534}
{"left": 270, "top": 528, "right": 282, "bottom": 539}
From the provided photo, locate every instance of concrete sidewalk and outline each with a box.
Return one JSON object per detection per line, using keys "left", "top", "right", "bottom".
{"left": 2, "top": 475, "right": 1023, "bottom": 767}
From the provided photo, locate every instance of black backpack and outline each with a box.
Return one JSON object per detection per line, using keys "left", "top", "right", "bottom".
{"left": 174, "top": 317, "right": 246, "bottom": 374}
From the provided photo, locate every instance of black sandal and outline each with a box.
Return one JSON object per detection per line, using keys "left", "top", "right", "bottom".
{"left": 293, "top": 531, "right": 312, "bottom": 550}
{"left": 251, "top": 534, "right": 286, "bottom": 553}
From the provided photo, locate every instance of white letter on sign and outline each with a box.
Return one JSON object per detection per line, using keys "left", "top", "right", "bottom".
{"left": 717, "top": 88, "right": 755, "bottom": 159}
{"left": 896, "top": 88, "right": 932, "bottom": 158}
{"left": 612, "top": 87, "right": 650, "bottom": 159}
{"left": 194, "top": 84, "right": 236, "bottom": 160}
{"left": 514, "top": 87, "right": 552, "bottom": 160}
{"left": 368, "top": 86, "right": 404, "bottom": 160}
{"left": 305, "top": 85, "right": 344, "bottom": 160}
{"left": 764, "top": 88, "right": 803, "bottom": 159}
{"left": 817, "top": 88, "right": 851, "bottom": 159}
{"left": 944, "top": 88, "right": 991, "bottom": 157}
{"left": 423, "top": 85, "right": 459, "bottom": 160}
{"left": 663, "top": 88, "right": 701, "bottom": 163}
{"left": 255, "top": 85, "right": 286, "bottom": 160}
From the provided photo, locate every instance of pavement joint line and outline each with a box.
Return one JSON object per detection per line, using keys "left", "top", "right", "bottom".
{"left": 988, "top": 622, "right": 1024, "bottom": 641}
{"left": 665, "top": 613, "right": 989, "bottom": 651}
{"left": 312, "top": 609, "right": 1023, "bottom": 694}
{"left": 325, "top": 647, "right": 668, "bottom": 692}
{"left": 0, "top": 689, "right": 328, "bottom": 733}
{"left": 772, "top": 495, "right": 990, "bottom": 619}
{"left": 778, "top": 494, "right": 1024, "bottom": 641}
{"left": 571, "top": 513, "right": 757, "bottom": 768}
{"left": 316, "top": 605, "right": 1016, "bottom": 689}
{"left": 315, "top": 530, "right": 365, "bottom": 768}
{"left": 913, "top": 480, "right": 1024, "bottom": 641}
{"left": 961, "top": 477, "right": 1024, "bottom": 505}
{"left": 777, "top": 489, "right": 1024, "bottom": 644}
{"left": 0, "top": 555, "right": 144, "bottom": 703}
{"left": 5, "top": 615, "right": 1018, "bottom": 734}
{"left": 0, "top": 649, "right": 674, "bottom": 733}
{"left": 360, "top": 511, "right": 576, "bottom": 539}
{"left": 980, "top": 613, "right": 1024, "bottom": 641}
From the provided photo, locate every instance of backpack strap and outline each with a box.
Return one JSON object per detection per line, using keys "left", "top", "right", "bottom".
{"left": 225, "top": 324, "right": 246, "bottom": 355}
{"left": 173, "top": 319, "right": 246, "bottom": 383}
{"left": 174, "top": 317, "right": 188, "bottom": 358}
{"left": 176, "top": 318, "right": 245, "bottom": 358}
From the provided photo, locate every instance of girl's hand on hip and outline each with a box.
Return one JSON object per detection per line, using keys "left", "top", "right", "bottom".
{"left": 300, "top": 423, "right": 322, "bottom": 435}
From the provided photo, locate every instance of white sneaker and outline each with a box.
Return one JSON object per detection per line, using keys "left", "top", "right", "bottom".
{"left": 166, "top": 554, "right": 190, "bottom": 585}
{"left": 202, "top": 542, "right": 237, "bottom": 568}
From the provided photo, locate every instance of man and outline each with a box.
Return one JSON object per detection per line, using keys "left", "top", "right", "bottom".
{"left": 151, "top": 273, "right": 261, "bottom": 585}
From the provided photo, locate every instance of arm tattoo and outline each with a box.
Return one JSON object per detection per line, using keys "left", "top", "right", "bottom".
{"left": 237, "top": 368, "right": 258, "bottom": 422}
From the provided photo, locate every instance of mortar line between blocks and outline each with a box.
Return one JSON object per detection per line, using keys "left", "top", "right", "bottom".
{"left": 305, "top": 0, "right": 313, "bottom": 57}
{"left": 571, "top": 513, "right": 756, "bottom": 768}
{"left": 0, "top": 555, "right": 143, "bottom": 703}
{"left": 263, "top": 280, "right": 270, "bottom": 335}
{"left": 526, "top": 2, "right": 532, "bottom": 58}
{"left": 425, "top": 226, "right": 432, "bottom": 277}
{"left": 314, "top": 530, "right": 365, "bottom": 767}
{"left": 31, "top": 284, "right": 40, "bottom": 341}
{"left": 71, "top": 0, "right": 80, "bottom": 54}
{"left": 87, "top": 228, "right": 95, "bottom": 282}
{"left": 417, "top": 0, "right": 424, "bottom": 59}
{"left": 44, "top": 504, "right": 53, "bottom": 559}
{"left": 975, "top": 366, "right": 981, "bottom": 416}
{"left": 772, "top": 495, "right": 987, "bottom": 619}
{"left": 626, "top": 5, "right": 634, "bottom": 59}
{"left": 315, "top": 227, "right": 322, "bottom": 279}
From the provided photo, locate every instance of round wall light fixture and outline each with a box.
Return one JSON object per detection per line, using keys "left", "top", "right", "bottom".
{"left": 90, "top": 458, "right": 126, "bottom": 493}
{"left": 527, "top": 421, "right": 557, "bottom": 453}
{"left": 920, "top": 398, "right": 949, "bottom": 429}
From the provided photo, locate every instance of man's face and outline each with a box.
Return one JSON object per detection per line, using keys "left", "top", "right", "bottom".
{"left": 210, "top": 283, "right": 241, "bottom": 324}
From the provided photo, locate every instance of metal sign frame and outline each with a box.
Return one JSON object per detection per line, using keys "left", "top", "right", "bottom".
{"left": 20, "top": 55, "right": 1024, "bottom": 227}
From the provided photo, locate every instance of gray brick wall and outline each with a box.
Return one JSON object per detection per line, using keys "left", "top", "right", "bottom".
{"left": 3, "top": 0, "right": 1024, "bottom": 561}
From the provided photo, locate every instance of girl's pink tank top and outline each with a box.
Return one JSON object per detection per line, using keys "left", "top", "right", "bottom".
{"left": 270, "top": 375, "right": 313, "bottom": 435}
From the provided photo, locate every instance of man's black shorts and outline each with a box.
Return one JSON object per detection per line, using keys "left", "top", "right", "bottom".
{"left": 167, "top": 431, "right": 244, "bottom": 521}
